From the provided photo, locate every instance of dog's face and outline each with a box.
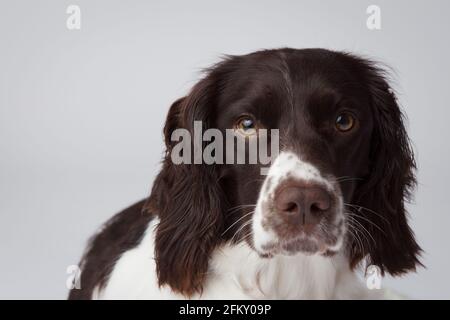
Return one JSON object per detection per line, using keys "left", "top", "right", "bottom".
{"left": 211, "top": 53, "right": 375, "bottom": 256}
{"left": 148, "top": 48, "right": 422, "bottom": 296}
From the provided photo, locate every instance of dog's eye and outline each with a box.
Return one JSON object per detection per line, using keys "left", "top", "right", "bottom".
{"left": 234, "top": 117, "right": 257, "bottom": 136}
{"left": 335, "top": 113, "right": 355, "bottom": 132}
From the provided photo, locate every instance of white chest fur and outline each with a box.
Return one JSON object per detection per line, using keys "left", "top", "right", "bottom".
{"left": 95, "top": 218, "right": 378, "bottom": 300}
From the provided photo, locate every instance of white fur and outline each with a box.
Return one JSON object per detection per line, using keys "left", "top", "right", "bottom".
{"left": 95, "top": 217, "right": 386, "bottom": 299}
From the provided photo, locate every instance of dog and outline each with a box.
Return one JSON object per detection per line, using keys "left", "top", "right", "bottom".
{"left": 68, "top": 48, "right": 422, "bottom": 299}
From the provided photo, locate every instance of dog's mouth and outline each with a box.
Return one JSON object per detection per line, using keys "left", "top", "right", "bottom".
{"left": 253, "top": 221, "right": 344, "bottom": 257}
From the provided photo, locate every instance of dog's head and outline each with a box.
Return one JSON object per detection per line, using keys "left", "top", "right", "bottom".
{"left": 146, "top": 48, "right": 422, "bottom": 296}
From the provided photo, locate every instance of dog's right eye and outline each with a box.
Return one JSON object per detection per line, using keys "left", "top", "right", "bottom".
{"left": 335, "top": 112, "right": 356, "bottom": 132}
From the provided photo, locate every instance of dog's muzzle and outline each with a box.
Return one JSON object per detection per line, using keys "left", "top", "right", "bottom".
{"left": 252, "top": 152, "right": 345, "bottom": 256}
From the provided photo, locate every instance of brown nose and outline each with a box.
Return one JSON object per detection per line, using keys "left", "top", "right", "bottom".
{"left": 274, "top": 185, "right": 332, "bottom": 227}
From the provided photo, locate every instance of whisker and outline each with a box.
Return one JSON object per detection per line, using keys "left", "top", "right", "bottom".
{"left": 346, "top": 215, "right": 376, "bottom": 246}
{"left": 344, "top": 203, "right": 389, "bottom": 224}
{"left": 347, "top": 212, "right": 387, "bottom": 236}
{"left": 239, "top": 231, "right": 254, "bottom": 243}
{"left": 334, "top": 176, "right": 364, "bottom": 183}
{"left": 346, "top": 224, "right": 364, "bottom": 253}
{"left": 348, "top": 224, "right": 367, "bottom": 254}
{"left": 346, "top": 217, "right": 365, "bottom": 249}
{"left": 227, "top": 204, "right": 256, "bottom": 214}
{"left": 221, "top": 211, "right": 254, "bottom": 236}
{"left": 243, "top": 178, "right": 266, "bottom": 189}
{"left": 230, "top": 220, "right": 252, "bottom": 244}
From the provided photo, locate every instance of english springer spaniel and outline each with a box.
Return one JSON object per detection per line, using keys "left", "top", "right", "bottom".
{"left": 69, "top": 48, "right": 422, "bottom": 300}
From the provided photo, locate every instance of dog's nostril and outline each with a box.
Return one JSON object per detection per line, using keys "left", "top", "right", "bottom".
{"left": 310, "top": 203, "right": 322, "bottom": 214}
{"left": 284, "top": 202, "right": 298, "bottom": 213}
{"left": 275, "top": 188, "right": 302, "bottom": 214}
{"left": 310, "top": 199, "right": 330, "bottom": 215}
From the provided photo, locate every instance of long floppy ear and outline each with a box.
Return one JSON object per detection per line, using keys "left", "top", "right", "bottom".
{"left": 350, "top": 62, "right": 423, "bottom": 275}
{"left": 144, "top": 77, "right": 225, "bottom": 297}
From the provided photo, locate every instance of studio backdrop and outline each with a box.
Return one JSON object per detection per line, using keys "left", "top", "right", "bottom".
{"left": 0, "top": 0, "right": 449, "bottom": 299}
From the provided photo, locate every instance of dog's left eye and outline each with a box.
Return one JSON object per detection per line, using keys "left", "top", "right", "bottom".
{"left": 234, "top": 117, "right": 257, "bottom": 136}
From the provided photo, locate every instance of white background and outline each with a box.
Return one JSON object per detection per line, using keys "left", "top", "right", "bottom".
{"left": 1, "top": 0, "right": 449, "bottom": 299}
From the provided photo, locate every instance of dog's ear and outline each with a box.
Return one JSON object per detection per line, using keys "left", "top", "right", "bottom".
{"left": 163, "top": 96, "right": 187, "bottom": 148}
{"left": 350, "top": 62, "right": 423, "bottom": 275}
{"left": 145, "top": 76, "right": 225, "bottom": 297}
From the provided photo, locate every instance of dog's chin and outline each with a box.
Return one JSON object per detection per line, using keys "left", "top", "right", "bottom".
{"left": 256, "top": 236, "right": 341, "bottom": 258}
